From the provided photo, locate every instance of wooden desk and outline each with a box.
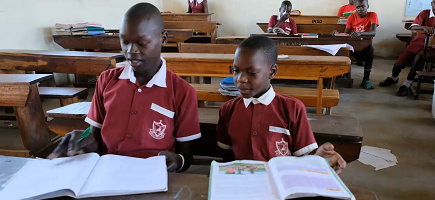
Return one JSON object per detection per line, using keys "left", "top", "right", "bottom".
{"left": 164, "top": 21, "right": 220, "bottom": 43}
{"left": 256, "top": 22, "right": 346, "bottom": 35}
{"left": 217, "top": 35, "right": 372, "bottom": 52}
{"left": 162, "top": 13, "right": 213, "bottom": 21}
{"left": 166, "top": 29, "right": 195, "bottom": 43}
{"left": 0, "top": 50, "right": 124, "bottom": 75}
{"left": 53, "top": 173, "right": 377, "bottom": 200}
{"left": 0, "top": 74, "right": 54, "bottom": 157}
{"left": 396, "top": 33, "right": 413, "bottom": 46}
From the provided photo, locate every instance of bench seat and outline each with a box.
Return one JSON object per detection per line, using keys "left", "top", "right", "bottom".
{"left": 191, "top": 84, "right": 340, "bottom": 108}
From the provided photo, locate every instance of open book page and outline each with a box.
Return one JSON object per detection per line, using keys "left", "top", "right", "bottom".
{"left": 0, "top": 156, "right": 31, "bottom": 192}
{"left": 209, "top": 160, "right": 279, "bottom": 200}
{"left": 302, "top": 44, "right": 354, "bottom": 56}
{"left": 268, "top": 156, "right": 355, "bottom": 200}
{"left": 0, "top": 153, "right": 100, "bottom": 200}
{"left": 77, "top": 155, "right": 167, "bottom": 198}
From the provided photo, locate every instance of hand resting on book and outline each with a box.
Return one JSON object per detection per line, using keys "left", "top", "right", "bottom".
{"left": 48, "top": 128, "right": 102, "bottom": 159}
{"left": 315, "top": 142, "right": 347, "bottom": 175}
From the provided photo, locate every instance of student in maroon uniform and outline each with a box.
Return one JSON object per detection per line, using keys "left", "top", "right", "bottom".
{"left": 268, "top": 1, "right": 297, "bottom": 35}
{"left": 48, "top": 3, "right": 201, "bottom": 173}
{"left": 379, "top": 1, "right": 435, "bottom": 96}
{"left": 187, "top": 0, "right": 208, "bottom": 13}
{"left": 217, "top": 36, "right": 346, "bottom": 174}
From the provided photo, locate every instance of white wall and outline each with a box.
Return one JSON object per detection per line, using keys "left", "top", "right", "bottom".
{"left": 0, "top": 0, "right": 420, "bottom": 57}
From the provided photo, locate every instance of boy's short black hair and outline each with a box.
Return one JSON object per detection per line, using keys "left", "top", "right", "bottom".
{"left": 238, "top": 35, "right": 278, "bottom": 66}
{"left": 281, "top": 0, "right": 292, "bottom": 8}
{"left": 125, "top": 2, "right": 164, "bottom": 31}
{"left": 355, "top": 0, "right": 368, "bottom": 3}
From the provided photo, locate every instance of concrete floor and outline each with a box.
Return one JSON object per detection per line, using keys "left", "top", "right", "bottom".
{"left": 1, "top": 58, "right": 435, "bottom": 199}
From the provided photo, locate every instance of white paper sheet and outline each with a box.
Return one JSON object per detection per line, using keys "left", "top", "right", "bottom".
{"left": 358, "top": 146, "right": 398, "bottom": 171}
{"left": 302, "top": 44, "right": 355, "bottom": 56}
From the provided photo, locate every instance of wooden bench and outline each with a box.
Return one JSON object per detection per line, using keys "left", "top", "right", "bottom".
{"left": 162, "top": 13, "right": 213, "bottom": 21}
{"left": 162, "top": 53, "right": 351, "bottom": 114}
{"left": 0, "top": 74, "right": 56, "bottom": 157}
{"left": 164, "top": 21, "right": 220, "bottom": 43}
{"left": 166, "top": 29, "right": 195, "bottom": 43}
{"left": 178, "top": 43, "right": 351, "bottom": 56}
{"left": 38, "top": 87, "right": 88, "bottom": 106}
{"left": 191, "top": 84, "right": 339, "bottom": 108}
{"left": 46, "top": 103, "right": 362, "bottom": 163}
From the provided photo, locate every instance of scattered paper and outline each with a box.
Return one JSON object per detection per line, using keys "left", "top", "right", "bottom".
{"left": 302, "top": 44, "right": 354, "bottom": 56}
{"left": 358, "top": 146, "right": 398, "bottom": 171}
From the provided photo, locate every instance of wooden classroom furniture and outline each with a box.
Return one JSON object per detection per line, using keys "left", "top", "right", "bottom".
{"left": 45, "top": 102, "right": 363, "bottom": 163}
{"left": 164, "top": 21, "right": 220, "bottom": 43}
{"left": 38, "top": 87, "right": 88, "bottom": 106}
{"left": 162, "top": 53, "right": 350, "bottom": 114}
{"left": 0, "top": 74, "right": 55, "bottom": 157}
{"left": 217, "top": 34, "right": 372, "bottom": 52}
{"left": 52, "top": 173, "right": 377, "bottom": 200}
{"left": 178, "top": 43, "right": 351, "bottom": 56}
{"left": 0, "top": 50, "right": 124, "bottom": 75}
{"left": 412, "top": 30, "right": 435, "bottom": 99}
{"left": 161, "top": 13, "right": 213, "bottom": 21}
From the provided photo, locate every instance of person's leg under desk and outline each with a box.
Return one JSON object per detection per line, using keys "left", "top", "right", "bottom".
{"left": 358, "top": 45, "right": 375, "bottom": 89}
{"left": 379, "top": 49, "right": 416, "bottom": 87}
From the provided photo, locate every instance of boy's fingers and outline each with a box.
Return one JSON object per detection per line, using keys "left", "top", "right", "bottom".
{"left": 47, "top": 134, "right": 70, "bottom": 159}
{"left": 167, "top": 161, "right": 178, "bottom": 172}
{"left": 67, "top": 133, "right": 79, "bottom": 156}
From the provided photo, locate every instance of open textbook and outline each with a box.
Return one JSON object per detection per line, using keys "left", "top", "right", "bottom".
{"left": 208, "top": 155, "right": 355, "bottom": 200}
{"left": 0, "top": 153, "right": 167, "bottom": 200}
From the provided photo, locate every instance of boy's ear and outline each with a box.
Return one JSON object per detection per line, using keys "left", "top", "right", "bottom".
{"left": 269, "top": 64, "right": 278, "bottom": 79}
{"left": 161, "top": 31, "right": 168, "bottom": 46}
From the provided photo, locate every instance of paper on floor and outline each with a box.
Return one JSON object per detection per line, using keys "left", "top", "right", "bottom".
{"left": 302, "top": 44, "right": 354, "bottom": 56}
{"left": 358, "top": 146, "right": 398, "bottom": 171}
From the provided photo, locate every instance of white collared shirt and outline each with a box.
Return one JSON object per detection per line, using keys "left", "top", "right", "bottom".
{"left": 409, "top": 10, "right": 435, "bottom": 29}
{"left": 189, "top": 0, "right": 203, "bottom": 6}
{"left": 118, "top": 57, "right": 167, "bottom": 88}
{"left": 243, "top": 86, "right": 276, "bottom": 108}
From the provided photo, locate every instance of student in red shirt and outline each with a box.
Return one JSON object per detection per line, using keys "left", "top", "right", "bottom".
{"left": 268, "top": 1, "right": 297, "bottom": 35}
{"left": 217, "top": 36, "right": 346, "bottom": 174}
{"left": 379, "top": 2, "right": 435, "bottom": 96}
{"left": 337, "top": 0, "right": 356, "bottom": 17}
{"left": 187, "top": 0, "right": 208, "bottom": 13}
{"left": 333, "top": 0, "right": 378, "bottom": 89}
{"left": 48, "top": 3, "right": 201, "bottom": 172}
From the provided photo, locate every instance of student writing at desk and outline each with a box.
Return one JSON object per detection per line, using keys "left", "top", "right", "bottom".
{"left": 337, "top": 0, "right": 356, "bottom": 17}
{"left": 217, "top": 36, "right": 346, "bottom": 174}
{"left": 379, "top": 1, "right": 435, "bottom": 96}
{"left": 333, "top": 0, "right": 379, "bottom": 89}
{"left": 268, "top": 1, "right": 297, "bottom": 35}
{"left": 48, "top": 3, "right": 201, "bottom": 173}
{"left": 187, "top": 0, "right": 208, "bottom": 13}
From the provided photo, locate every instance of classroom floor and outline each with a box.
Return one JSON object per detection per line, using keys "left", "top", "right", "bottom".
{"left": 0, "top": 58, "right": 434, "bottom": 200}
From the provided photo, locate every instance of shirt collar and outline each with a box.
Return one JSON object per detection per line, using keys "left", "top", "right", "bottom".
{"left": 118, "top": 57, "right": 167, "bottom": 88}
{"left": 243, "top": 86, "right": 276, "bottom": 108}
{"left": 277, "top": 13, "right": 290, "bottom": 22}
{"left": 431, "top": 11, "right": 435, "bottom": 18}
{"left": 189, "top": 0, "right": 203, "bottom": 4}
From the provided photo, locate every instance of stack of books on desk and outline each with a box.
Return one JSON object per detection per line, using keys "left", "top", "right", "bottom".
{"left": 71, "top": 22, "right": 105, "bottom": 35}
{"left": 219, "top": 77, "right": 240, "bottom": 97}
{"left": 55, "top": 23, "right": 72, "bottom": 35}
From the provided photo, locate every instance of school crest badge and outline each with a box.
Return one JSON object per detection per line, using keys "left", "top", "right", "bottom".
{"left": 149, "top": 120, "right": 166, "bottom": 140}
{"left": 275, "top": 138, "right": 291, "bottom": 156}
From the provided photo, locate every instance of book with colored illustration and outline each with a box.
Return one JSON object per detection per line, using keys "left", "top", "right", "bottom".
{"left": 0, "top": 153, "right": 167, "bottom": 200}
{"left": 208, "top": 155, "right": 355, "bottom": 200}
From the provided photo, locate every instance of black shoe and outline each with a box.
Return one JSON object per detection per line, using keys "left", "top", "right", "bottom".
{"left": 379, "top": 77, "right": 399, "bottom": 87}
{"left": 397, "top": 85, "right": 409, "bottom": 96}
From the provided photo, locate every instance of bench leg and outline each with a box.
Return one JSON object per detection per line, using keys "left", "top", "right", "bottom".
{"left": 15, "top": 84, "right": 51, "bottom": 155}
{"left": 60, "top": 97, "right": 79, "bottom": 107}
{"left": 317, "top": 78, "right": 323, "bottom": 115}
{"left": 414, "top": 75, "right": 422, "bottom": 100}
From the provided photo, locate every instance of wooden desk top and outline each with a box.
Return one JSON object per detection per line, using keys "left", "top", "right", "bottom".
{"left": 0, "top": 74, "right": 53, "bottom": 84}
{"left": 162, "top": 13, "right": 214, "bottom": 16}
{"left": 0, "top": 50, "right": 123, "bottom": 59}
{"left": 161, "top": 53, "right": 351, "bottom": 66}
{"left": 53, "top": 173, "right": 376, "bottom": 200}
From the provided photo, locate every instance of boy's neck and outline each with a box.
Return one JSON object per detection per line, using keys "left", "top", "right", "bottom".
{"left": 253, "top": 85, "right": 271, "bottom": 99}
{"left": 134, "top": 60, "right": 162, "bottom": 86}
{"left": 358, "top": 13, "right": 368, "bottom": 18}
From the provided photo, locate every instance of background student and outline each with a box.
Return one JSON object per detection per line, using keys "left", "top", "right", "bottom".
{"left": 379, "top": 2, "right": 435, "bottom": 96}
{"left": 48, "top": 3, "right": 201, "bottom": 173}
{"left": 217, "top": 36, "right": 346, "bottom": 174}
{"left": 333, "top": 0, "right": 379, "bottom": 89}
{"left": 268, "top": 0, "right": 297, "bottom": 35}
{"left": 337, "top": 0, "right": 356, "bottom": 17}
{"left": 187, "top": 0, "right": 208, "bottom": 13}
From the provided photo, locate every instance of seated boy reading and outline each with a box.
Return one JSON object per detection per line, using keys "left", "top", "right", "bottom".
{"left": 217, "top": 35, "right": 346, "bottom": 174}
{"left": 333, "top": 0, "right": 378, "bottom": 89}
{"left": 48, "top": 3, "right": 201, "bottom": 173}
{"left": 268, "top": 1, "right": 297, "bottom": 35}
{"left": 379, "top": 3, "right": 435, "bottom": 96}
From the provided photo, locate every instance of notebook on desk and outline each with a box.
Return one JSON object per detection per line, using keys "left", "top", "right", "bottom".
{"left": 0, "top": 153, "right": 167, "bottom": 200}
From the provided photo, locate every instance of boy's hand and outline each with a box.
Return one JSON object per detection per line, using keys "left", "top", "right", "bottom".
{"left": 47, "top": 130, "right": 100, "bottom": 159}
{"left": 422, "top": 26, "right": 435, "bottom": 35}
{"left": 158, "top": 151, "right": 182, "bottom": 172}
{"left": 332, "top": 30, "right": 338, "bottom": 36}
{"left": 273, "top": 28, "right": 285, "bottom": 34}
{"left": 351, "top": 32, "right": 362, "bottom": 38}
{"left": 315, "top": 143, "right": 347, "bottom": 175}
{"left": 280, "top": 13, "right": 290, "bottom": 21}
